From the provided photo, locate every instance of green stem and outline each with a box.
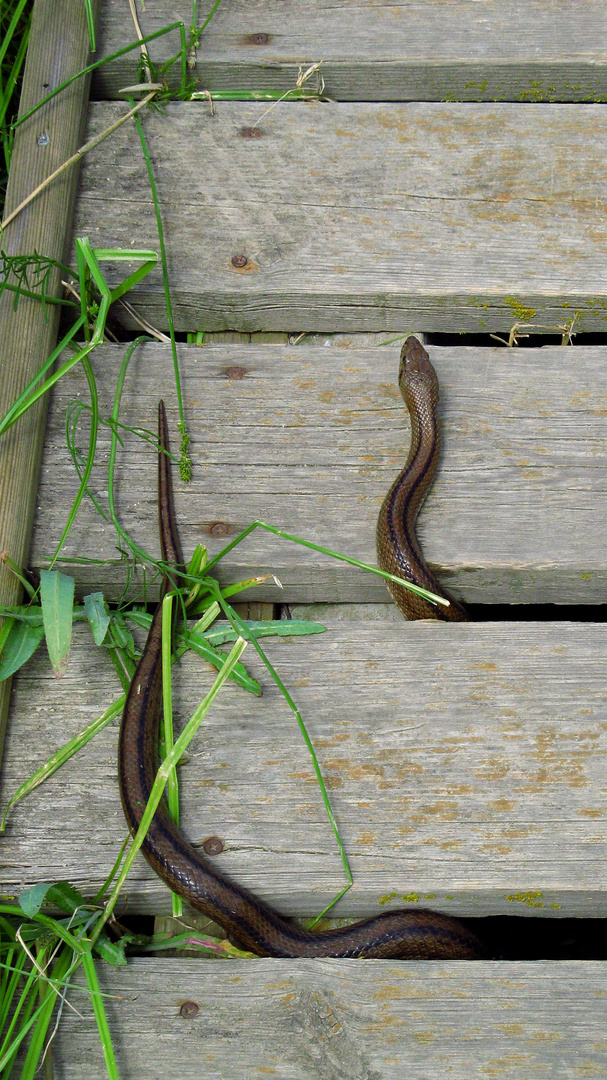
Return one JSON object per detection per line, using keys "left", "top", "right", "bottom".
{"left": 130, "top": 105, "right": 189, "bottom": 474}
{"left": 12, "top": 23, "right": 187, "bottom": 131}
{"left": 106, "top": 337, "right": 160, "bottom": 570}
{"left": 208, "top": 581, "right": 354, "bottom": 890}
{"left": 47, "top": 355, "right": 98, "bottom": 569}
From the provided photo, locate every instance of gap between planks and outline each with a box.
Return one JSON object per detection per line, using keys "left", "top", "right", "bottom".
{"left": 94, "top": 0, "right": 607, "bottom": 103}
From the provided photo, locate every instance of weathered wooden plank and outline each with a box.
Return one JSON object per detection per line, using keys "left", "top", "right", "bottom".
{"left": 29, "top": 342, "right": 607, "bottom": 604}
{"left": 72, "top": 101, "right": 607, "bottom": 332}
{"left": 2, "top": 620, "right": 606, "bottom": 917}
{"left": 94, "top": 0, "right": 607, "bottom": 103}
{"left": 0, "top": 0, "right": 98, "bottom": 763}
{"left": 47, "top": 959, "right": 607, "bottom": 1079}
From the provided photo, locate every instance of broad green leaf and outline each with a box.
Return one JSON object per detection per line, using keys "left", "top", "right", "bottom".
{"left": 123, "top": 610, "right": 153, "bottom": 632}
{"left": 0, "top": 619, "right": 44, "bottom": 680}
{"left": 18, "top": 880, "right": 87, "bottom": 917}
{"left": 39, "top": 570, "right": 75, "bottom": 677}
{"left": 84, "top": 592, "right": 110, "bottom": 645}
{"left": 17, "top": 882, "right": 55, "bottom": 917}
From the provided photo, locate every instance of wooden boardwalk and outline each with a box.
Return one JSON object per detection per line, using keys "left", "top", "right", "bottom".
{"left": 73, "top": 100, "right": 607, "bottom": 332}
{"left": 1, "top": 2, "right": 607, "bottom": 1076}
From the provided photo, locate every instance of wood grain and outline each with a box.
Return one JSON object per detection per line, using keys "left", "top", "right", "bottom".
{"left": 0, "top": 0, "right": 98, "bottom": 763}
{"left": 94, "top": 0, "right": 607, "bottom": 102}
{"left": 47, "top": 960, "right": 607, "bottom": 1080}
{"left": 2, "top": 619, "right": 605, "bottom": 917}
{"left": 71, "top": 100, "right": 607, "bottom": 332}
{"left": 28, "top": 341, "right": 607, "bottom": 604}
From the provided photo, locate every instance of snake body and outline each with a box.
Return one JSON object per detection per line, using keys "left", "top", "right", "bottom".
{"left": 118, "top": 394, "right": 482, "bottom": 959}
{"left": 377, "top": 336, "right": 468, "bottom": 621}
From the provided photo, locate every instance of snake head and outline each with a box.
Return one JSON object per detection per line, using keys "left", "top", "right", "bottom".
{"left": 398, "top": 337, "right": 439, "bottom": 401}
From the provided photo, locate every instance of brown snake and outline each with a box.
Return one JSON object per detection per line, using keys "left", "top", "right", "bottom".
{"left": 377, "top": 336, "right": 468, "bottom": 621}
{"left": 118, "top": 376, "right": 483, "bottom": 958}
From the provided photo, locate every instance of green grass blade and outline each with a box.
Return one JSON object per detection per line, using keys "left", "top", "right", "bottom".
{"left": 0, "top": 967, "right": 38, "bottom": 1079}
{"left": 188, "top": 602, "right": 219, "bottom": 633}
{"left": 127, "top": 610, "right": 262, "bottom": 695}
{"left": 91, "top": 637, "right": 247, "bottom": 938}
{"left": 80, "top": 951, "right": 120, "bottom": 1080}
{"left": 93, "top": 835, "right": 130, "bottom": 905}
{"left": 1, "top": 695, "right": 125, "bottom": 831}
{"left": 208, "top": 583, "right": 354, "bottom": 892}
{"left": 0, "top": 315, "right": 87, "bottom": 437}
{"left": 12, "top": 22, "right": 186, "bottom": 132}
{"left": 47, "top": 355, "right": 99, "bottom": 570}
{"left": 83, "top": 0, "right": 96, "bottom": 52}
{"left": 0, "top": 554, "right": 36, "bottom": 598}
{"left": 205, "top": 519, "right": 450, "bottom": 608}
{"left": 178, "top": 630, "right": 261, "bottom": 695}
{"left": 192, "top": 89, "right": 324, "bottom": 102}
{"left": 103, "top": 616, "right": 139, "bottom": 691}
{"left": 16, "top": 944, "right": 73, "bottom": 1080}
{"left": 198, "top": 0, "right": 225, "bottom": 33}
{"left": 306, "top": 882, "right": 353, "bottom": 929}
{"left": 0, "top": 13, "right": 30, "bottom": 132}
{"left": 204, "top": 619, "right": 327, "bottom": 646}
{"left": 0, "top": 0, "right": 30, "bottom": 70}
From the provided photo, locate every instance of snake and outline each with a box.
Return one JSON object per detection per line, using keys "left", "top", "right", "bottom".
{"left": 118, "top": 385, "right": 483, "bottom": 959}
{"left": 376, "top": 335, "right": 468, "bottom": 621}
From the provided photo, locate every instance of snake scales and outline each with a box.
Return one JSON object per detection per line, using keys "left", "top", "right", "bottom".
{"left": 118, "top": 345, "right": 483, "bottom": 958}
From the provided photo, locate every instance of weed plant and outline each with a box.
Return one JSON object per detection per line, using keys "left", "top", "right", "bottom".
{"left": 0, "top": 3, "right": 442, "bottom": 1075}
